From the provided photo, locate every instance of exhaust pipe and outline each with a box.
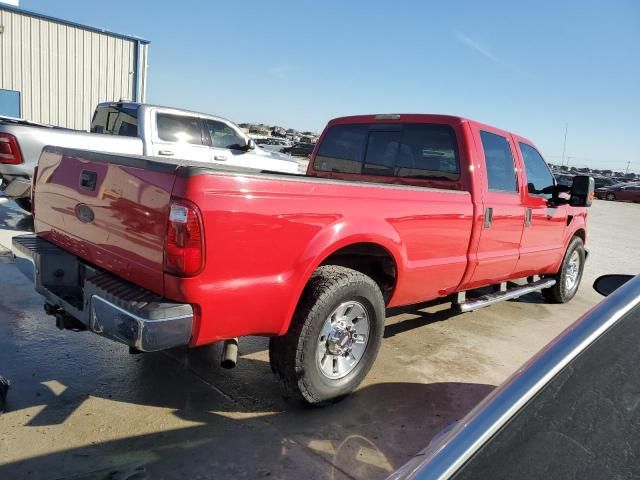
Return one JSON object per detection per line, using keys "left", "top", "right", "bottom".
{"left": 221, "top": 338, "right": 239, "bottom": 369}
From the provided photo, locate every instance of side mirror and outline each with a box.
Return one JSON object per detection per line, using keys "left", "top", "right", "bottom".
{"left": 246, "top": 139, "right": 256, "bottom": 151}
{"left": 593, "top": 274, "right": 634, "bottom": 296}
{"left": 569, "top": 175, "right": 594, "bottom": 207}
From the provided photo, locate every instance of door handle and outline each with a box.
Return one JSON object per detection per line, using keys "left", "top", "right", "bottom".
{"left": 525, "top": 208, "right": 532, "bottom": 227}
{"left": 158, "top": 150, "right": 174, "bottom": 156}
{"left": 484, "top": 207, "right": 493, "bottom": 229}
{"left": 214, "top": 155, "right": 227, "bottom": 161}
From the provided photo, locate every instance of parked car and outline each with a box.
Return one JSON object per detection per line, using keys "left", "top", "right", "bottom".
{"left": 282, "top": 142, "right": 315, "bottom": 157}
{"left": 595, "top": 183, "right": 640, "bottom": 201}
{"left": 13, "top": 113, "right": 593, "bottom": 405}
{"left": 592, "top": 176, "right": 615, "bottom": 189}
{"left": 257, "top": 137, "right": 292, "bottom": 153}
{"left": 0, "top": 103, "right": 301, "bottom": 211}
{"left": 389, "top": 273, "right": 639, "bottom": 480}
{"left": 0, "top": 115, "right": 141, "bottom": 212}
{"left": 553, "top": 173, "right": 574, "bottom": 187}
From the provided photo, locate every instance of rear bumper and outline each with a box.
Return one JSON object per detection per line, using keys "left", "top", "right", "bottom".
{"left": 12, "top": 234, "right": 193, "bottom": 351}
{"left": 0, "top": 175, "right": 31, "bottom": 198}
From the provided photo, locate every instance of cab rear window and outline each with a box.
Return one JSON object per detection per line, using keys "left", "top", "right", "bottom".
{"left": 314, "top": 123, "right": 460, "bottom": 181}
{"left": 90, "top": 105, "right": 138, "bottom": 137}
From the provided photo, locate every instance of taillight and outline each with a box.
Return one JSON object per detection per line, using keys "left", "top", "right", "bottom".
{"left": 164, "top": 199, "right": 205, "bottom": 276}
{"left": 0, "top": 133, "right": 23, "bottom": 164}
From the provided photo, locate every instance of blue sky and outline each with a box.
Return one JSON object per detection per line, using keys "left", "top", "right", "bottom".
{"left": 22, "top": 0, "right": 640, "bottom": 172}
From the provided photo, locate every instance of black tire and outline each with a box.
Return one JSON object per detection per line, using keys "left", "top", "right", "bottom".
{"left": 269, "top": 265, "right": 385, "bottom": 405}
{"left": 605, "top": 192, "right": 616, "bottom": 201}
{"left": 14, "top": 197, "right": 32, "bottom": 213}
{"left": 542, "top": 236, "right": 586, "bottom": 304}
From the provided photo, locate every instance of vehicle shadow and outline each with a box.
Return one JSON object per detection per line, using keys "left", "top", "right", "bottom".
{"left": 384, "top": 290, "right": 547, "bottom": 338}
{"left": 0, "top": 365, "right": 494, "bottom": 479}
{"left": 0, "top": 256, "right": 505, "bottom": 479}
{"left": 384, "top": 299, "right": 453, "bottom": 338}
{"left": 0, "top": 202, "right": 34, "bottom": 232}
{"left": 0, "top": 278, "right": 495, "bottom": 479}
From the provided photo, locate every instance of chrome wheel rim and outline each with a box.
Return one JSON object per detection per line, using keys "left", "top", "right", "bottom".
{"left": 565, "top": 251, "right": 581, "bottom": 291}
{"left": 316, "top": 301, "right": 370, "bottom": 380}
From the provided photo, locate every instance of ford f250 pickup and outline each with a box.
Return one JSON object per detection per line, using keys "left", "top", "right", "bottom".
{"left": 0, "top": 103, "right": 300, "bottom": 211}
{"left": 12, "top": 113, "right": 594, "bottom": 404}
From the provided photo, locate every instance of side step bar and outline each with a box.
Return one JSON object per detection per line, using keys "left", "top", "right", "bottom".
{"left": 455, "top": 278, "right": 556, "bottom": 313}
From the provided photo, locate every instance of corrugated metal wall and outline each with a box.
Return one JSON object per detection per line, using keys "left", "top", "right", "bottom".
{"left": 0, "top": 8, "right": 148, "bottom": 130}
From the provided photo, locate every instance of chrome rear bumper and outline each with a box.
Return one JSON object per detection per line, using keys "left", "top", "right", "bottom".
{"left": 12, "top": 234, "right": 193, "bottom": 351}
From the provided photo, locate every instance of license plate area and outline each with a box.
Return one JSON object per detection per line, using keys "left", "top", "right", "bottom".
{"left": 39, "top": 250, "right": 83, "bottom": 311}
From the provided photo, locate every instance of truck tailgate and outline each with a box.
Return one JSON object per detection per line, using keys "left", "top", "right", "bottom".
{"left": 33, "top": 147, "right": 179, "bottom": 295}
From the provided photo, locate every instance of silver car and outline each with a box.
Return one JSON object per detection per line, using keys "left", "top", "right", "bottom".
{"left": 1, "top": 103, "right": 301, "bottom": 211}
{"left": 390, "top": 273, "right": 640, "bottom": 480}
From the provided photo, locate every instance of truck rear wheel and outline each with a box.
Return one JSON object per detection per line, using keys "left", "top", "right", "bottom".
{"left": 269, "top": 265, "right": 385, "bottom": 405}
{"left": 542, "top": 236, "right": 585, "bottom": 304}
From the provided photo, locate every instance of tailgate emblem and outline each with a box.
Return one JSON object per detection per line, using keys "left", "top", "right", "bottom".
{"left": 75, "top": 204, "right": 95, "bottom": 224}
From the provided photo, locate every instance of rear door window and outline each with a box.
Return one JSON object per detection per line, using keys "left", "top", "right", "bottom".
{"left": 480, "top": 131, "right": 518, "bottom": 193}
{"left": 314, "top": 123, "right": 460, "bottom": 180}
{"left": 156, "top": 113, "right": 204, "bottom": 145}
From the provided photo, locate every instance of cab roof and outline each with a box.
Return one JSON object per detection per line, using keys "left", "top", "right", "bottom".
{"left": 327, "top": 114, "right": 535, "bottom": 146}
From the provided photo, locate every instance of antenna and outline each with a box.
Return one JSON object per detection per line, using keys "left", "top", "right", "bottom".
{"left": 561, "top": 123, "right": 568, "bottom": 166}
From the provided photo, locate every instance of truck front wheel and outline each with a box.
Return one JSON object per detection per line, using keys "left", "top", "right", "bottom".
{"left": 269, "top": 265, "right": 385, "bottom": 405}
{"left": 542, "top": 236, "right": 586, "bottom": 303}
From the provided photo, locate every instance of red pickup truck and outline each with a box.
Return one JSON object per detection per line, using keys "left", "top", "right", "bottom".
{"left": 13, "top": 114, "right": 593, "bottom": 404}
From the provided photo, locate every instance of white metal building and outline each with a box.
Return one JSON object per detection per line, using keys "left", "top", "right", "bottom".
{"left": 0, "top": 3, "right": 149, "bottom": 130}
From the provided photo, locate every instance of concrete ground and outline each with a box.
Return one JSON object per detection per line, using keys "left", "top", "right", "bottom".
{"left": 0, "top": 199, "right": 638, "bottom": 480}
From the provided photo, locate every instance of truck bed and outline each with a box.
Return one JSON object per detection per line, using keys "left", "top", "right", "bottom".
{"left": 33, "top": 146, "right": 474, "bottom": 343}
{"left": 31, "top": 147, "right": 322, "bottom": 294}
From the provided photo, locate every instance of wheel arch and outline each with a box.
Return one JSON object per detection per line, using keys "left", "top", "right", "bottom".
{"left": 551, "top": 222, "right": 587, "bottom": 275}
{"left": 573, "top": 227, "right": 586, "bottom": 244}
{"left": 278, "top": 225, "right": 406, "bottom": 336}
{"left": 318, "top": 242, "right": 398, "bottom": 301}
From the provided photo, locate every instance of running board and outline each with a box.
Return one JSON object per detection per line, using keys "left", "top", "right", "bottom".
{"left": 455, "top": 278, "right": 556, "bottom": 313}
